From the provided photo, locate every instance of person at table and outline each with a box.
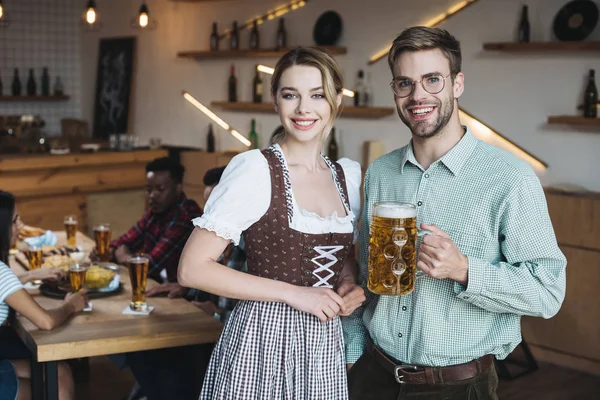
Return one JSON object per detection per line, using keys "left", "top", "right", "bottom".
{"left": 147, "top": 166, "right": 247, "bottom": 324}
{"left": 99, "top": 157, "right": 203, "bottom": 283}
{"left": 0, "top": 190, "right": 88, "bottom": 400}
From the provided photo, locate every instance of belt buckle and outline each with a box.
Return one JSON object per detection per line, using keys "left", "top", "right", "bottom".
{"left": 394, "top": 364, "right": 419, "bottom": 384}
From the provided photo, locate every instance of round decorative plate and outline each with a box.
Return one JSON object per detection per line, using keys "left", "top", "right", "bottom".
{"left": 313, "top": 11, "right": 343, "bottom": 46}
{"left": 553, "top": 0, "right": 599, "bottom": 41}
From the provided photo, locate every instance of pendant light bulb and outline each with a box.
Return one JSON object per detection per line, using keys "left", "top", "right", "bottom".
{"left": 85, "top": 0, "right": 97, "bottom": 25}
{"left": 0, "top": 0, "right": 4, "bottom": 20}
{"left": 138, "top": 3, "right": 149, "bottom": 28}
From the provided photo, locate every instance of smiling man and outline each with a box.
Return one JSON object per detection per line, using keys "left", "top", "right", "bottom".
{"left": 108, "top": 157, "right": 203, "bottom": 283}
{"left": 344, "top": 27, "right": 566, "bottom": 399}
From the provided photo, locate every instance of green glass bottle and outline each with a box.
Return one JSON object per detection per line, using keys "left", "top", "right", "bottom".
{"left": 249, "top": 118, "right": 259, "bottom": 149}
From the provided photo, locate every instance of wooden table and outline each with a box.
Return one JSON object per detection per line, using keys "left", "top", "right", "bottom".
{"left": 9, "top": 231, "right": 222, "bottom": 400}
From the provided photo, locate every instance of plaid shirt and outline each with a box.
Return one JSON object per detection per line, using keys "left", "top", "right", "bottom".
{"left": 343, "top": 128, "right": 566, "bottom": 367}
{"left": 110, "top": 193, "right": 203, "bottom": 283}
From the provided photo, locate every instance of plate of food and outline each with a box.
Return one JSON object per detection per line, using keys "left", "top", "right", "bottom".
{"left": 40, "top": 263, "right": 123, "bottom": 299}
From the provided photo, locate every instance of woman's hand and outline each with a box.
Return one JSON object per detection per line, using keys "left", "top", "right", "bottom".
{"left": 24, "top": 267, "right": 65, "bottom": 283}
{"left": 336, "top": 279, "right": 366, "bottom": 316}
{"left": 285, "top": 286, "right": 346, "bottom": 322}
{"left": 63, "top": 290, "right": 89, "bottom": 313}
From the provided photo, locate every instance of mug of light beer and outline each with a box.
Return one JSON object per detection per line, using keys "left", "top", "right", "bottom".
{"left": 64, "top": 215, "right": 78, "bottom": 246}
{"left": 368, "top": 202, "right": 431, "bottom": 296}
{"left": 69, "top": 263, "right": 88, "bottom": 292}
{"left": 93, "top": 223, "right": 112, "bottom": 262}
{"left": 128, "top": 255, "right": 150, "bottom": 312}
{"left": 25, "top": 245, "right": 43, "bottom": 285}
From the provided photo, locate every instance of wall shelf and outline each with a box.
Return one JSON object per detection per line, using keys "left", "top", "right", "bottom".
{"left": 177, "top": 46, "right": 347, "bottom": 60}
{"left": 483, "top": 41, "right": 600, "bottom": 52}
{"left": 211, "top": 101, "right": 395, "bottom": 119}
{"left": 547, "top": 115, "right": 600, "bottom": 126}
{"left": 0, "top": 95, "right": 70, "bottom": 102}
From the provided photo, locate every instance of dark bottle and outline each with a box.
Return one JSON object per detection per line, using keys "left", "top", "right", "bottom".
{"left": 249, "top": 19, "right": 260, "bottom": 49}
{"left": 53, "top": 76, "right": 64, "bottom": 96}
{"left": 41, "top": 67, "right": 50, "bottom": 96}
{"left": 276, "top": 18, "right": 287, "bottom": 50}
{"left": 210, "top": 22, "right": 219, "bottom": 51}
{"left": 252, "top": 66, "right": 263, "bottom": 103}
{"left": 249, "top": 118, "right": 259, "bottom": 149}
{"left": 11, "top": 68, "right": 21, "bottom": 96}
{"left": 327, "top": 128, "right": 338, "bottom": 161}
{"left": 518, "top": 5, "right": 530, "bottom": 43}
{"left": 583, "top": 69, "right": 598, "bottom": 118}
{"left": 353, "top": 70, "right": 366, "bottom": 107}
{"left": 0, "top": 74, "right": 3, "bottom": 96}
{"left": 230, "top": 21, "right": 239, "bottom": 50}
{"left": 227, "top": 64, "right": 237, "bottom": 102}
{"left": 207, "top": 124, "right": 215, "bottom": 152}
{"left": 26, "top": 69, "right": 37, "bottom": 96}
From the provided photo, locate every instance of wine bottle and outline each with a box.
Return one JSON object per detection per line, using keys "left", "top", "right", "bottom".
{"left": 252, "top": 66, "right": 263, "bottom": 103}
{"left": 249, "top": 19, "right": 260, "bottom": 50}
{"left": 41, "top": 67, "right": 50, "bottom": 96}
{"left": 584, "top": 69, "right": 598, "bottom": 118}
{"left": 207, "top": 123, "right": 215, "bottom": 152}
{"left": 210, "top": 22, "right": 219, "bottom": 51}
{"left": 53, "top": 76, "right": 64, "bottom": 96}
{"left": 26, "top": 69, "right": 36, "bottom": 96}
{"left": 230, "top": 21, "right": 239, "bottom": 50}
{"left": 228, "top": 64, "right": 237, "bottom": 102}
{"left": 353, "top": 70, "right": 366, "bottom": 107}
{"left": 518, "top": 5, "right": 530, "bottom": 43}
{"left": 327, "top": 128, "right": 338, "bottom": 161}
{"left": 249, "top": 118, "right": 259, "bottom": 149}
{"left": 276, "top": 18, "right": 287, "bottom": 50}
{"left": 11, "top": 68, "right": 21, "bottom": 96}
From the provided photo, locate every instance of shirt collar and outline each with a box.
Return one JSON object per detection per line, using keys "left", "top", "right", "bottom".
{"left": 400, "top": 126, "right": 477, "bottom": 176}
{"left": 150, "top": 192, "right": 187, "bottom": 221}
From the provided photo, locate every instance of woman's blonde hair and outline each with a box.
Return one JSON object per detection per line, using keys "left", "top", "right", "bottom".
{"left": 270, "top": 47, "right": 344, "bottom": 144}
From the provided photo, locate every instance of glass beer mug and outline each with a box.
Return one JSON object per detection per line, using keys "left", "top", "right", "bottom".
{"left": 367, "top": 202, "right": 430, "bottom": 296}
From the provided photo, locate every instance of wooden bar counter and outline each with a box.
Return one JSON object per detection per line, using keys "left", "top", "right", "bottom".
{"left": 521, "top": 188, "right": 600, "bottom": 375}
{"left": 0, "top": 150, "right": 167, "bottom": 235}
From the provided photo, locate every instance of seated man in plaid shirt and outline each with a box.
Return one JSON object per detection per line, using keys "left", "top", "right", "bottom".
{"left": 108, "top": 157, "right": 203, "bottom": 283}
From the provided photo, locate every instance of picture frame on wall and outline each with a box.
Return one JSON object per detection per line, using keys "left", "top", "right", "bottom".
{"left": 92, "top": 36, "right": 136, "bottom": 139}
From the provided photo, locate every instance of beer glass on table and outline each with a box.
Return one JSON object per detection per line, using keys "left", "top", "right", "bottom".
{"left": 25, "top": 245, "right": 43, "bottom": 285}
{"left": 69, "top": 263, "right": 88, "bottom": 292}
{"left": 127, "top": 255, "right": 149, "bottom": 312}
{"left": 94, "top": 223, "right": 112, "bottom": 262}
{"left": 367, "top": 202, "right": 430, "bottom": 296}
{"left": 64, "top": 215, "right": 78, "bottom": 246}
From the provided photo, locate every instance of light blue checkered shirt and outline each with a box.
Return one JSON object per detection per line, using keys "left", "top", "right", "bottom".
{"left": 343, "top": 128, "right": 566, "bottom": 367}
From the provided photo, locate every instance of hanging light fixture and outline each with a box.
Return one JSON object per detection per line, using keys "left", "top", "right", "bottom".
{"left": 0, "top": 0, "right": 4, "bottom": 21}
{"left": 0, "top": 0, "right": 9, "bottom": 27}
{"left": 132, "top": 1, "right": 156, "bottom": 30}
{"left": 81, "top": 0, "right": 102, "bottom": 31}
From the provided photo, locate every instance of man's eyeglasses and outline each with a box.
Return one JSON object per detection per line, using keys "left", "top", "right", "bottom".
{"left": 390, "top": 73, "right": 452, "bottom": 98}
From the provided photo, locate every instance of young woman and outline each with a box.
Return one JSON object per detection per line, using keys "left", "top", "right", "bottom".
{"left": 0, "top": 191, "right": 88, "bottom": 400}
{"left": 178, "top": 47, "right": 366, "bottom": 399}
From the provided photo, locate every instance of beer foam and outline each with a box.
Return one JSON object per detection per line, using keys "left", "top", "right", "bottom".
{"left": 129, "top": 255, "right": 149, "bottom": 264}
{"left": 375, "top": 205, "right": 416, "bottom": 219}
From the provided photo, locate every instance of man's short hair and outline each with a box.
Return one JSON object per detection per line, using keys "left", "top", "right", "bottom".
{"left": 146, "top": 157, "right": 185, "bottom": 184}
{"left": 203, "top": 166, "right": 227, "bottom": 187}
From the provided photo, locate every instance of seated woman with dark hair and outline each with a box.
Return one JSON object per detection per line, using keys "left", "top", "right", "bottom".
{"left": 0, "top": 191, "right": 88, "bottom": 400}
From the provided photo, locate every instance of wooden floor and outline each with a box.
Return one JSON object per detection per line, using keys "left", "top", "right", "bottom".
{"left": 76, "top": 357, "right": 600, "bottom": 400}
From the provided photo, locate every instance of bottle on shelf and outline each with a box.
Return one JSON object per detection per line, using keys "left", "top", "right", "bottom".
{"left": 353, "top": 70, "right": 366, "bottom": 107}
{"left": 210, "top": 22, "right": 219, "bottom": 51}
{"left": 364, "top": 71, "right": 373, "bottom": 107}
{"left": 26, "top": 69, "right": 36, "bottom": 96}
{"left": 518, "top": 5, "right": 530, "bottom": 43}
{"left": 227, "top": 64, "right": 237, "bottom": 102}
{"left": 230, "top": 21, "right": 239, "bottom": 50}
{"left": 327, "top": 127, "right": 338, "bottom": 161}
{"left": 252, "top": 66, "right": 263, "bottom": 103}
{"left": 583, "top": 69, "right": 598, "bottom": 118}
{"left": 249, "top": 19, "right": 260, "bottom": 50}
{"left": 11, "top": 68, "right": 21, "bottom": 96}
{"left": 41, "top": 67, "right": 50, "bottom": 96}
{"left": 275, "top": 18, "right": 287, "bottom": 50}
{"left": 249, "top": 118, "right": 259, "bottom": 149}
{"left": 0, "top": 73, "right": 3, "bottom": 96}
{"left": 207, "top": 123, "right": 216, "bottom": 152}
{"left": 53, "top": 76, "right": 64, "bottom": 96}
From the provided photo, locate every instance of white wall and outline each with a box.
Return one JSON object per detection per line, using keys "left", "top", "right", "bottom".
{"left": 80, "top": 0, "right": 600, "bottom": 190}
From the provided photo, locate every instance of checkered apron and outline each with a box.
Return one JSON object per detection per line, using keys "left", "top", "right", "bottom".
{"left": 199, "top": 147, "right": 353, "bottom": 400}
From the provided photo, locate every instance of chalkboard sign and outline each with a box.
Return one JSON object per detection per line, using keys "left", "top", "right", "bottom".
{"left": 93, "top": 37, "right": 136, "bottom": 139}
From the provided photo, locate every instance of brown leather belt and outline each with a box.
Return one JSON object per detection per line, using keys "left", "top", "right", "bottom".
{"left": 366, "top": 339, "right": 494, "bottom": 385}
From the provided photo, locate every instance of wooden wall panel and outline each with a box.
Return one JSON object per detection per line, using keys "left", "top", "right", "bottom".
{"left": 180, "top": 151, "right": 237, "bottom": 187}
{"left": 86, "top": 190, "right": 147, "bottom": 238}
{"left": 546, "top": 190, "right": 600, "bottom": 251}
{"left": 16, "top": 194, "right": 87, "bottom": 232}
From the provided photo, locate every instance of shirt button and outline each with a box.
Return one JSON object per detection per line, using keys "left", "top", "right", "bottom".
{"left": 402, "top": 306, "right": 407, "bottom": 311}
{"left": 417, "top": 201, "right": 423, "bottom": 206}
{"left": 424, "top": 174, "right": 430, "bottom": 178}
{"left": 398, "top": 333, "right": 403, "bottom": 338}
